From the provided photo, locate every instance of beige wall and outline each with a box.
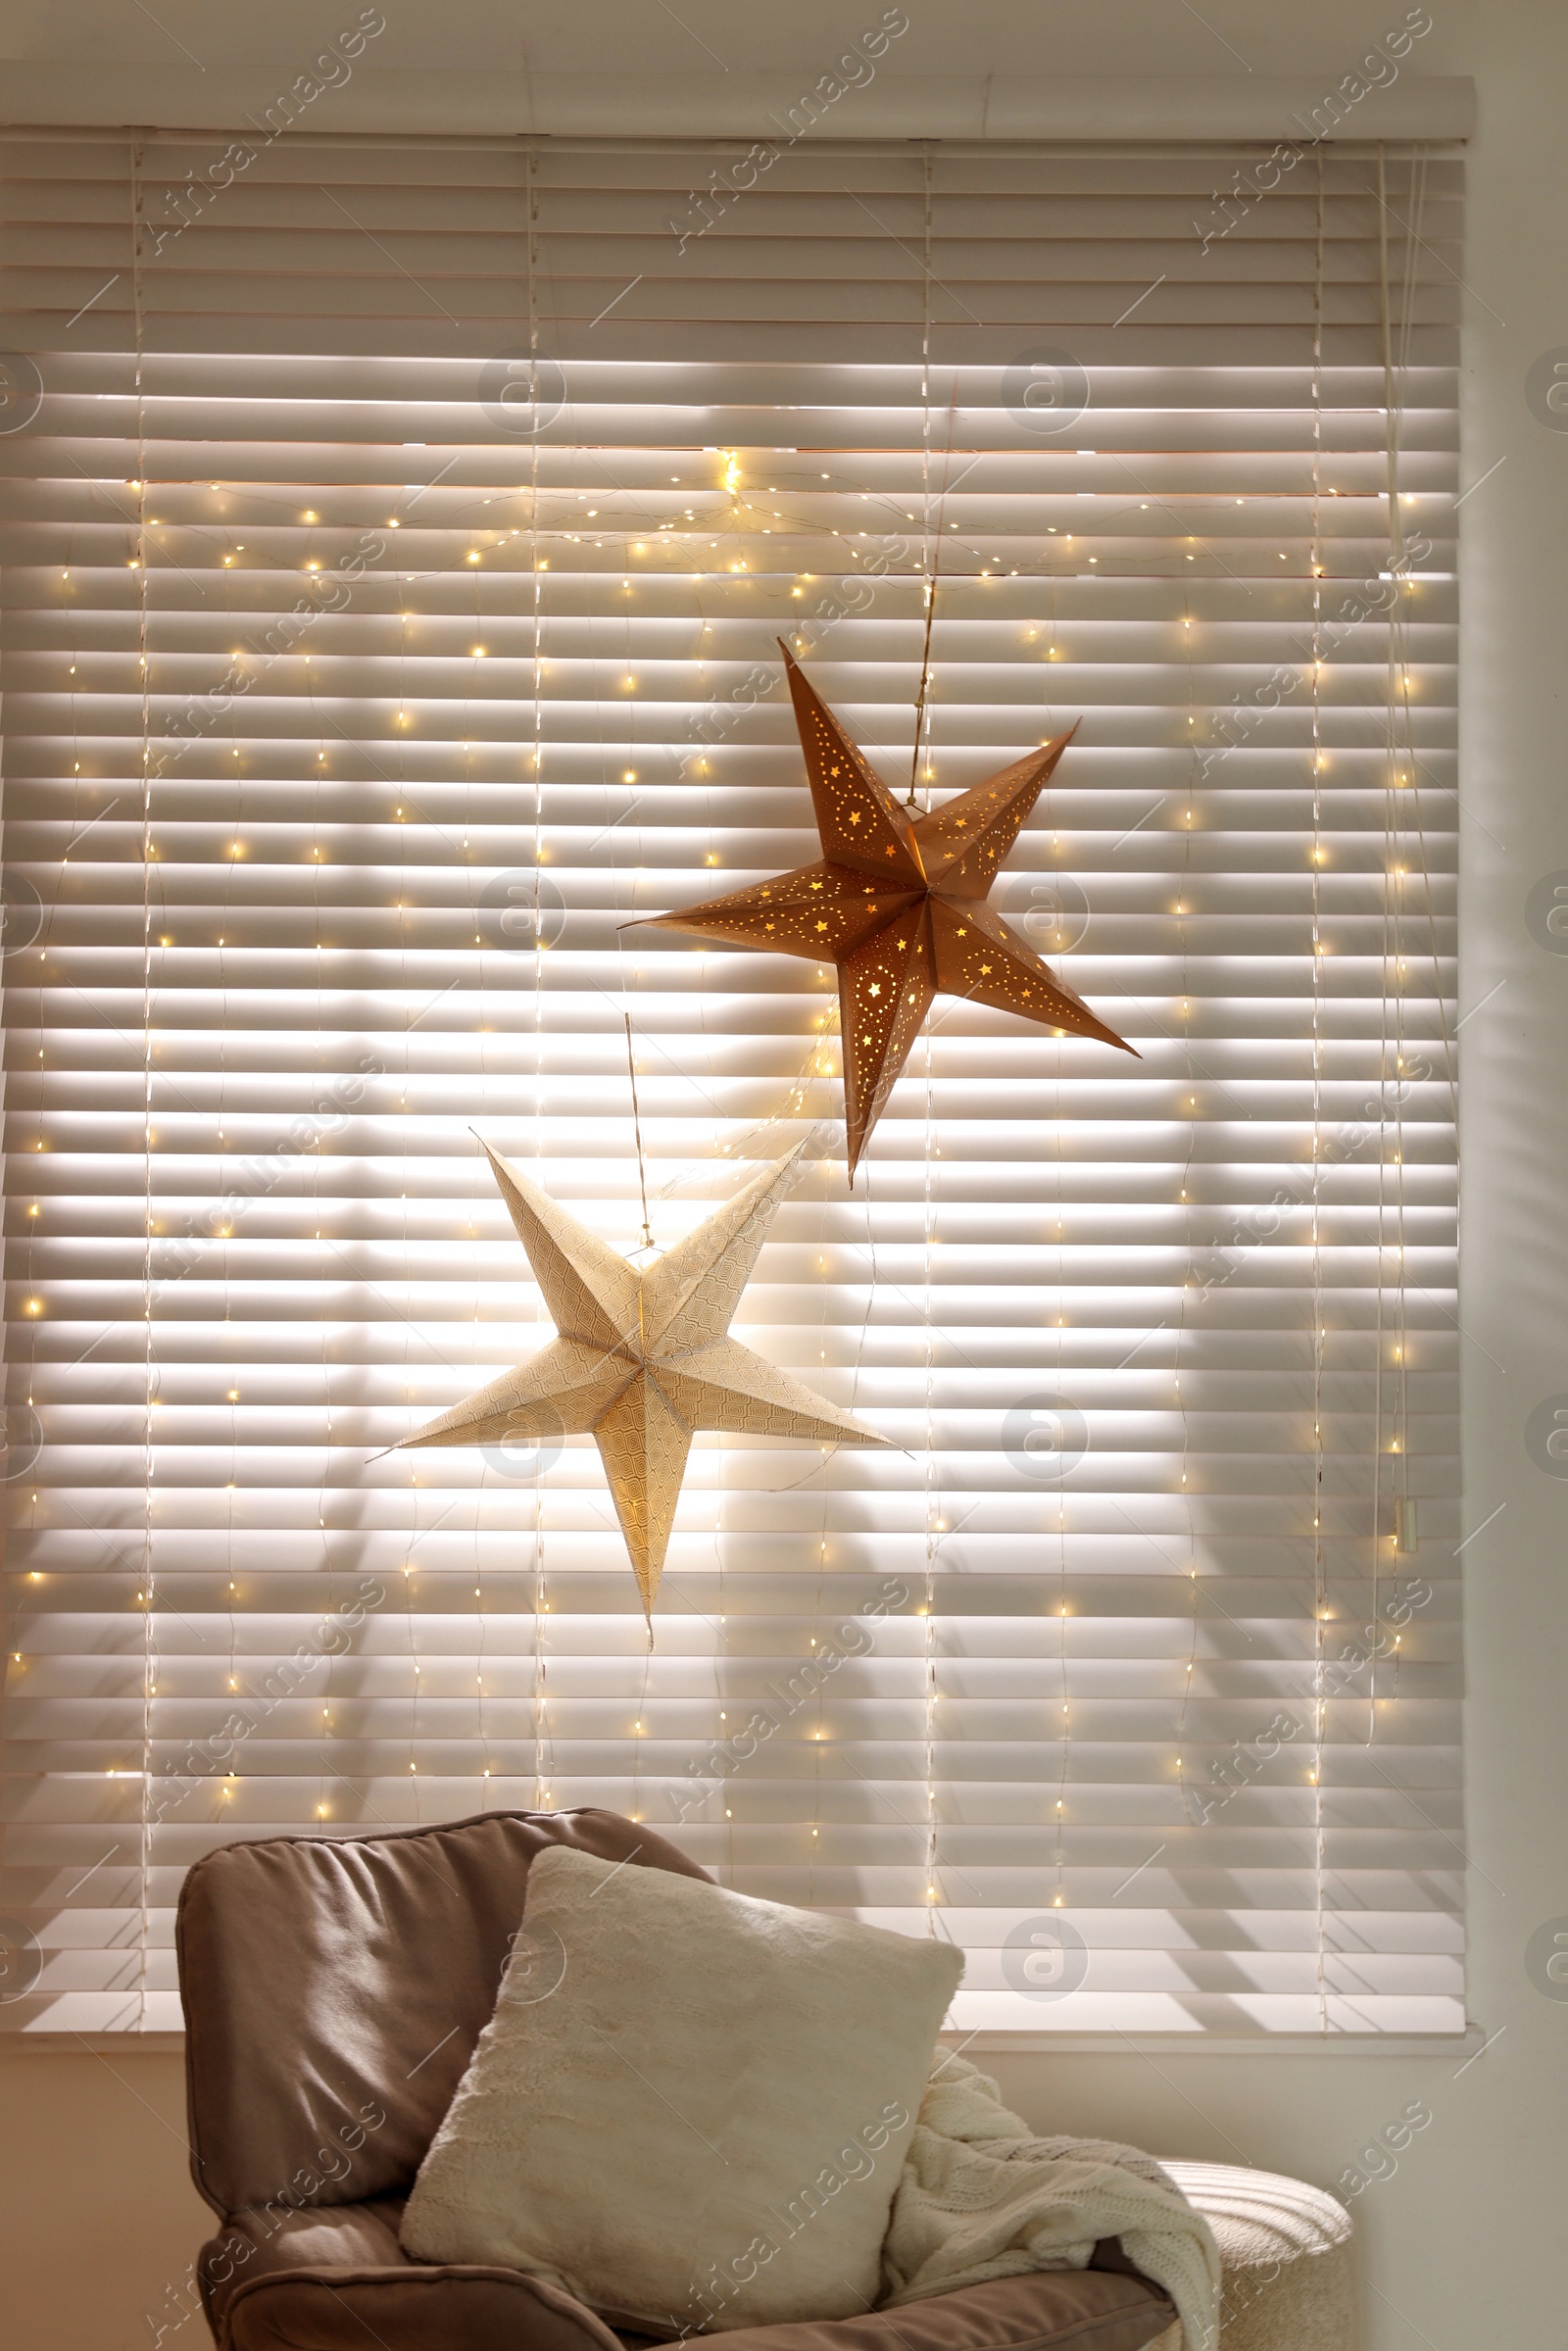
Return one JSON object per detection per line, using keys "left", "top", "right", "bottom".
{"left": 2, "top": 2050, "right": 209, "bottom": 2350}
{"left": 3, "top": 1, "right": 1566, "bottom": 2346}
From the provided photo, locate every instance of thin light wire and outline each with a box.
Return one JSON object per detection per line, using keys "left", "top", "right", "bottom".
{"left": 1052, "top": 1025, "right": 1068, "bottom": 1908}
{"left": 1173, "top": 593, "right": 1199, "bottom": 1820}
{"left": 921, "top": 1018, "right": 940, "bottom": 1928}
{"left": 131, "top": 142, "right": 156, "bottom": 2029}
{"left": 1372, "top": 145, "right": 1435, "bottom": 1721}
{"left": 524, "top": 136, "right": 552, "bottom": 1813}
{"left": 1309, "top": 149, "right": 1328, "bottom": 2033}
{"left": 1372, "top": 144, "right": 1399, "bottom": 1723}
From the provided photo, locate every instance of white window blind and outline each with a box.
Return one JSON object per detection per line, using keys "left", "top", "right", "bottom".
{"left": 0, "top": 131, "right": 1461, "bottom": 2034}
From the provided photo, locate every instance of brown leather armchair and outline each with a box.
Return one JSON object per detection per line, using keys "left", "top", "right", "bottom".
{"left": 176, "top": 1806, "right": 1177, "bottom": 2351}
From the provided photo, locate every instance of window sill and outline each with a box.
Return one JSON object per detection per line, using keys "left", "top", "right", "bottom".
{"left": 944, "top": 2027, "right": 1490, "bottom": 2059}
{"left": 3, "top": 2025, "right": 1490, "bottom": 2060}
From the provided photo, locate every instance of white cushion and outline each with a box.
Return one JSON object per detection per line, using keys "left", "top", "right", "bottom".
{"left": 400, "top": 1847, "right": 964, "bottom": 2334}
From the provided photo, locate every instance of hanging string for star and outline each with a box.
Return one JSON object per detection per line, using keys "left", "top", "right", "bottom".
{"left": 624, "top": 1010, "right": 654, "bottom": 1253}
{"left": 907, "top": 568, "right": 939, "bottom": 810}
{"left": 907, "top": 379, "right": 962, "bottom": 808}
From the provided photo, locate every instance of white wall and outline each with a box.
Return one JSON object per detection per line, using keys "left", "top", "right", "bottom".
{"left": 2, "top": 4, "right": 1565, "bottom": 2347}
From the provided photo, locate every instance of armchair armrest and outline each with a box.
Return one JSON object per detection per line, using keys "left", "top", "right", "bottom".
{"left": 198, "top": 2199, "right": 626, "bottom": 2351}
{"left": 686, "top": 2273, "right": 1176, "bottom": 2351}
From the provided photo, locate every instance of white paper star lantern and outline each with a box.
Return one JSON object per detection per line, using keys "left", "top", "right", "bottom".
{"left": 398, "top": 1140, "right": 886, "bottom": 1613}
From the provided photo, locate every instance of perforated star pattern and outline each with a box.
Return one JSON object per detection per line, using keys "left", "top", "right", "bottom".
{"left": 396, "top": 1139, "right": 885, "bottom": 1613}
{"left": 635, "top": 648, "right": 1137, "bottom": 1180}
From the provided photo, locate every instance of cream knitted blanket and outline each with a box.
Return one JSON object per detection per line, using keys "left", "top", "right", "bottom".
{"left": 880, "top": 2057, "right": 1219, "bottom": 2351}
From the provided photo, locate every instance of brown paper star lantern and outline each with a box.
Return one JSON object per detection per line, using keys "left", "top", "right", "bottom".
{"left": 634, "top": 647, "right": 1137, "bottom": 1181}
{"left": 396, "top": 1138, "right": 885, "bottom": 1614}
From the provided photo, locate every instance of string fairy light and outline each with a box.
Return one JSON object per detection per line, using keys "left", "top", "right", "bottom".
{"left": 525, "top": 139, "right": 554, "bottom": 1817}
{"left": 1374, "top": 144, "right": 1446, "bottom": 1723}
{"left": 1052, "top": 1025, "right": 1069, "bottom": 1912}
{"left": 1172, "top": 594, "right": 1200, "bottom": 1832}
{"left": 913, "top": 153, "right": 945, "bottom": 1930}
{"left": 1308, "top": 151, "right": 1330, "bottom": 2031}
{"left": 131, "top": 144, "right": 160, "bottom": 2027}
